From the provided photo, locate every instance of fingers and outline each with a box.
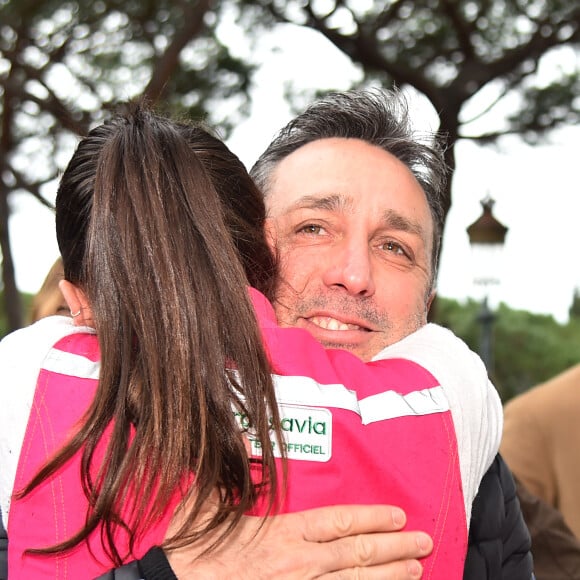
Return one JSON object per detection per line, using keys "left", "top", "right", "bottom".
{"left": 275, "top": 505, "right": 432, "bottom": 578}
{"left": 322, "top": 559, "right": 425, "bottom": 580}
{"left": 314, "top": 530, "right": 432, "bottom": 577}
{"left": 297, "top": 504, "right": 408, "bottom": 542}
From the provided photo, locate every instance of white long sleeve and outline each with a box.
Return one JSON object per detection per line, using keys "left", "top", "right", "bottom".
{"left": 372, "top": 323, "right": 502, "bottom": 524}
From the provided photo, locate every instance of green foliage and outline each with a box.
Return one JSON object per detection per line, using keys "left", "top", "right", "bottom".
{"left": 0, "top": 0, "right": 256, "bottom": 331}
{"left": 433, "top": 296, "right": 580, "bottom": 403}
{"left": 569, "top": 288, "right": 580, "bottom": 319}
{"left": 511, "top": 73, "right": 580, "bottom": 143}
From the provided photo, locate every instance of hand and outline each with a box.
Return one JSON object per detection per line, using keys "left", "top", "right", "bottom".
{"left": 166, "top": 504, "right": 432, "bottom": 579}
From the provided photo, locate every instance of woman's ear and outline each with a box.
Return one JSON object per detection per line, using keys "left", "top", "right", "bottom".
{"left": 59, "top": 280, "right": 94, "bottom": 327}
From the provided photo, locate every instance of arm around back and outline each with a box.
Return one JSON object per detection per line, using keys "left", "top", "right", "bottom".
{"left": 96, "top": 505, "right": 433, "bottom": 580}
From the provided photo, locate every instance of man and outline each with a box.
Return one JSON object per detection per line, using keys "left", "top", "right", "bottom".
{"left": 97, "top": 87, "right": 532, "bottom": 578}
{"left": 249, "top": 87, "right": 533, "bottom": 579}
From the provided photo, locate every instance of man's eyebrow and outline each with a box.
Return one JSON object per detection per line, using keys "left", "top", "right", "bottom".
{"left": 284, "top": 194, "right": 352, "bottom": 213}
{"left": 381, "top": 209, "right": 426, "bottom": 238}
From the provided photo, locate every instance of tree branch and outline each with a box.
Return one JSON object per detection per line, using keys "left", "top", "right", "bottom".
{"left": 143, "top": 0, "right": 214, "bottom": 104}
{"left": 439, "top": 0, "right": 475, "bottom": 59}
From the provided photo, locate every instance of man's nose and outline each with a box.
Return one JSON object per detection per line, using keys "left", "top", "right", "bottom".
{"left": 321, "top": 238, "right": 376, "bottom": 297}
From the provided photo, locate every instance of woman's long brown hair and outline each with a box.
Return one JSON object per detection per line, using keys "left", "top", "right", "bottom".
{"left": 19, "top": 105, "right": 284, "bottom": 564}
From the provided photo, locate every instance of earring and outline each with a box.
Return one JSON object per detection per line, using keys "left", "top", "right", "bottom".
{"left": 70, "top": 309, "right": 81, "bottom": 317}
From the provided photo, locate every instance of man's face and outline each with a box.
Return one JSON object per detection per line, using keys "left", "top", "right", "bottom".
{"left": 265, "top": 138, "right": 435, "bottom": 362}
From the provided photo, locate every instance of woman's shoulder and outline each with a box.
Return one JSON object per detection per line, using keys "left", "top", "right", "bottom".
{"left": 1, "top": 315, "right": 79, "bottom": 350}
{"left": 0, "top": 315, "right": 94, "bottom": 441}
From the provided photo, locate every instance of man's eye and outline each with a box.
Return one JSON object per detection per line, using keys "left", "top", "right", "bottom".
{"left": 381, "top": 241, "right": 406, "bottom": 256}
{"left": 298, "top": 224, "right": 324, "bottom": 235}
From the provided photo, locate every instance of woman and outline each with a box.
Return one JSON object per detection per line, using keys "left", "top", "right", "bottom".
{"left": 2, "top": 106, "right": 500, "bottom": 579}
{"left": 4, "top": 105, "right": 284, "bottom": 577}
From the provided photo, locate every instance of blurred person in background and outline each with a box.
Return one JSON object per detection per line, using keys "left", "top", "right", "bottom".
{"left": 28, "top": 257, "right": 68, "bottom": 323}
{"left": 515, "top": 477, "right": 580, "bottom": 580}
{"left": 502, "top": 365, "right": 580, "bottom": 578}
{"left": 502, "top": 365, "right": 580, "bottom": 540}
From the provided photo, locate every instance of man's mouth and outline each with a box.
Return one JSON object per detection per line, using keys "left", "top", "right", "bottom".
{"left": 308, "top": 316, "right": 367, "bottom": 332}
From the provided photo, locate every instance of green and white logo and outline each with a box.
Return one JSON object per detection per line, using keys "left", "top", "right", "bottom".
{"left": 238, "top": 404, "right": 332, "bottom": 463}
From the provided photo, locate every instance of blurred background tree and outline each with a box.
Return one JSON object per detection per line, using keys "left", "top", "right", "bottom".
{"left": 239, "top": 0, "right": 580, "bottom": 210}
{"left": 1, "top": 0, "right": 579, "bottom": 335}
{"left": 0, "top": 0, "right": 254, "bottom": 330}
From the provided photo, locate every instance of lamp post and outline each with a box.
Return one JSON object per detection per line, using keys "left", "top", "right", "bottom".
{"left": 466, "top": 196, "right": 508, "bottom": 374}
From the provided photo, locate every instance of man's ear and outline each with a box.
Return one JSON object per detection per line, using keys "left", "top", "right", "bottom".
{"left": 425, "top": 289, "right": 437, "bottom": 321}
{"left": 264, "top": 217, "right": 278, "bottom": 253}
{"left": 426, "top": 290, "right": 436, "bottom": 311}
{"left": 59, "top": 280, "right": 94, "bottom": 327}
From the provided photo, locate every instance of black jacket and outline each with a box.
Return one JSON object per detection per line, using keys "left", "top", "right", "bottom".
{"left": 463, "top": 454, "right": 533, "bottom": 579}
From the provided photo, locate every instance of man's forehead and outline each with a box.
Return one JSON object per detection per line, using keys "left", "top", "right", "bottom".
{"left": 264, "top": 137, "right": 428, "bottom": 212}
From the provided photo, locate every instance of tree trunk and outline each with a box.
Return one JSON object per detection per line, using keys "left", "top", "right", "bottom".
{"left": 1, "top": 62, "right": 23, "bottom": 332}
{"left": 428, "top": 109, "right": 460, "bottom": 323}
{"left": 0, "top": 185, "right": 23, "bottom": 332}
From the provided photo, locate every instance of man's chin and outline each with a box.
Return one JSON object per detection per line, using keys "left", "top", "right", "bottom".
{"left": 318, "top": 338, "right": 358, "bottom": 352}
{"left": 315, "top": 337, "right": 378, "bottom": 362}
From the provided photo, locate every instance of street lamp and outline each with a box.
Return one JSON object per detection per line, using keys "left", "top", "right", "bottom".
{"left": 466, "top": 196, "right": 508, "bottom": 374}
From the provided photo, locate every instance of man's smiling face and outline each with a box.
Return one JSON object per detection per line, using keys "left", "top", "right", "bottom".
{"left": 265, "top": 137, "right": 435, "bottom": 362}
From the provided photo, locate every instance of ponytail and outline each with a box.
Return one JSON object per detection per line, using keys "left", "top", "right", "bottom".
{"left": 22, "top": 105, "right": 284, "bottom": 563}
